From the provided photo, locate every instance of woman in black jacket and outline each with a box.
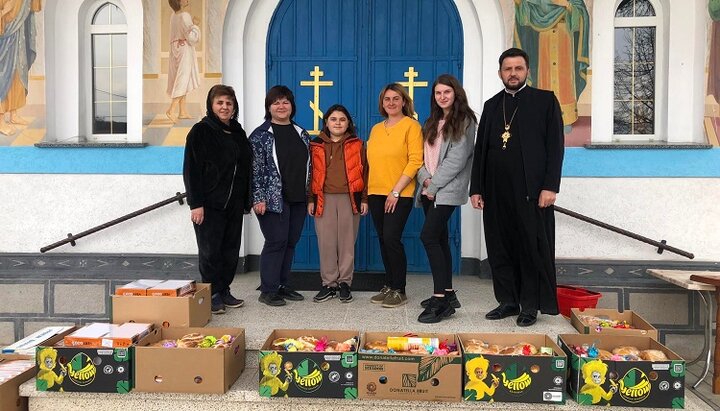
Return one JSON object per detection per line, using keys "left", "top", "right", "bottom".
{"left": 183, "top": 84, "right": 252, "bottom": 314}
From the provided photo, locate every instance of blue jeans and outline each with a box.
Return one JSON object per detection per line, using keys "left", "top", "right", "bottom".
{"left": 256, "top": 200, "right": 306, "bottom": 293}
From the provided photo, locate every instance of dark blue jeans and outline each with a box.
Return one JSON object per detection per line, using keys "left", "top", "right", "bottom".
{"left": 256, "top": 200, "right": 306, "bottom": 293}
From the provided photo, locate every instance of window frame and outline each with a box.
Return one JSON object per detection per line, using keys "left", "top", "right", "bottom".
{"left": 83, "top": 1, "right": 129, "bottom": 142}
{"left": 612, "top": 0, "right": 665, "bottom": 142}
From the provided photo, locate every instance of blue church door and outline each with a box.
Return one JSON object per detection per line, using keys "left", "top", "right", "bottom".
{"left": 267, "top": 0, "right": 464, "bottom": 273}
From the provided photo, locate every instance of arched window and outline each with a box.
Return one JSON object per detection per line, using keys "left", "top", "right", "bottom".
{"left": 613, "top": 0, "right": 662, "bottom": 140}
{"left": 88, "top": 2, "right": 127, "bottom": 138}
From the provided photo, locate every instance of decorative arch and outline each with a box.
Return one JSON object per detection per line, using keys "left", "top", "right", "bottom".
{"left": 222, "top": 0, "right": 504, "bottom": 262}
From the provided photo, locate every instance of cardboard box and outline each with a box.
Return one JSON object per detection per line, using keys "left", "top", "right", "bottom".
{"left": 115, "top": 280, "right": 166, "bottom": 296}
{"left": 259, "top": 329, "right": 358, "bottom": 399}
{"left": 112, "top": 283, "right": 210, "bottom": 328}
{"left": 3, "top": 326, "right": 76, "bottom": 356}
{"left": 571, "top": 308, "right": 659, "bottom": 339}
{"left": 0, "top": 359, "right": 36, "bottom": 411}
{"left": 0, "top": 327, "right": 75, "bottom": 411}
{"left": 36, "top": 344, "right": 135, "bottom": 393}
{"left": 134, "top": 327, "right": 244, "bottom": 394}
{"left": 63, "top": 323, "right": 153, "bottom": 348}
{"left": 358, "top": 332, "right": 462, "bottom": 402}
{"left": 147, "top": 280, "right": 196, "bottom": 297}
{"left": 559, "top": 334, "right": 686, "bottom": 408}
{"left": 458, "top": 333, "right": 566, "bottom": 404}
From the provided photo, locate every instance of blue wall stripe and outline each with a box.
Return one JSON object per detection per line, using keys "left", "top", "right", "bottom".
{"left": 0, "top": 146, "right": 719, "bottom": 177}
{"left": 562, "top": 147, "right": 720, "bottom": 177}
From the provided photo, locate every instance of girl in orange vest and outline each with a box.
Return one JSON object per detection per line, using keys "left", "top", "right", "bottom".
{"left": 307, "top": 104, "right": 369, "bottom": 303}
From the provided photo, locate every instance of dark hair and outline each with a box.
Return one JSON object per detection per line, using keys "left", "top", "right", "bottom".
{"left": 264, "top": 85, "right": 296, "bottom": 121}
{"left": 498, "top": 47, "right": 530, "bottom": 69}
{"left": 378, "top": 83, "right": 415, "bottom": 118}
{"left": 322, "top": 104, "right": 357, "bottom": 137}
{"left": 206, "top": 84, "right": 238, "bottom": 121}
{"left": 422, "top": 74, "right": 477, "bottom": 144}
{"left": 168, "top": 0, "right": 182, "bottom": 12}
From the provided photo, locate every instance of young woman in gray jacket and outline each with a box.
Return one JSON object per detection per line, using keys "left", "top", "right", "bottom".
{"left": 415, "top": 74, "right": 477, "bottom": 323}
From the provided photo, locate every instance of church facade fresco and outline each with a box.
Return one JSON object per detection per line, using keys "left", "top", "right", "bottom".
{"left": 0, "top": 0, "right": 718, "bottom": 268}
{"left": 0, "top": 0, "right": 717, "bottom": 147}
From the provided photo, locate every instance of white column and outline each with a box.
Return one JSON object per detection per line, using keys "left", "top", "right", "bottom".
{"left": 590, "top": 0, "right": 615, "bottom": 143}
{"left": 666, "top": 0, "right": 707, "bottom": 143}
{"left": 44, "top": 0, "right": 82, "bottom": 143}
{"left": 205, "top": 0, "right": 228, "bottom": 75}
{"left": 142, "top": 0, "right": 161, "bottom": 75}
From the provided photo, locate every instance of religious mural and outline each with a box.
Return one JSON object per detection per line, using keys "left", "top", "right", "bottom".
{"left": 707, "top": 0, "right": 720, "bottom": 145}
{"left": 141, "top": 0, "right": 228, "bottom": 146}
{"left": 1, "top": 0, "right": 719, "bottom": 147}
{"left": 0, "top": 0, "right": 43, "bottom": 145}
{"left": 500, "top": 0, "right": 592, "bottom": 146}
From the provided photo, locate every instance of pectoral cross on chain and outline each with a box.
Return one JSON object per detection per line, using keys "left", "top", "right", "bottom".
{"left": 501, "top": 126, "right": 511, "bottom": 150}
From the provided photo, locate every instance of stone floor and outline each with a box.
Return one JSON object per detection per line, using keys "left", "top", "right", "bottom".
{"left": 20, "top": 272, "right": 718, "bottom": 410}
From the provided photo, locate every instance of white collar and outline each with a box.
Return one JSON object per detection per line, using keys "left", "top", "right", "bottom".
{"left": 504, "top": 82, "right": 527, "bottom": 96}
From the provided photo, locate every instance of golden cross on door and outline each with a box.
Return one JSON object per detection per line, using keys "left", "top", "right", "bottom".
{"left": 299, "top": 66, "right": 334, "bottom": 135}
{"left": 399, "top": 66, "right": 428, "bottom": 119}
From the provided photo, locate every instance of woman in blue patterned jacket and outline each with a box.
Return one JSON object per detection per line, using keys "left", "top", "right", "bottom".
{"left": 249, "top": 85, "right": 311, "bottom": 307}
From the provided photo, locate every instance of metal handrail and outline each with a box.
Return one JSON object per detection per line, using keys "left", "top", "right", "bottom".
{"left": 40, "top": 193, "right": 694, "bottom": 259}
{"left": 39, "top": 192, "right": 187, "bottom": 253}
{"left": 554, "top": 205, "right": 694, "bottom": 259}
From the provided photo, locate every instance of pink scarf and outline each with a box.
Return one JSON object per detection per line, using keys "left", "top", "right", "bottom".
{"left": 422, "top": 120, "right": 444, "bottom": 195}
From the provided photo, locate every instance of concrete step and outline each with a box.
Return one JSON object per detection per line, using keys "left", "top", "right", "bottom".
{"left": 19, "top": 370, "right": 714, "bottom": 411}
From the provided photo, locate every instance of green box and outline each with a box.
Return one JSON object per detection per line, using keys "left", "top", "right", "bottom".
{"left": 559, "top": 334, "right": 685, "bottom": 408}
{"left": 36, "top": 345, "right": 133, "bottom": 393}
{"left": 458, "top": 333, "right": 566, "bottom": 404}
{"left": 259, "top": 329, "right": 358, "bottom": 399}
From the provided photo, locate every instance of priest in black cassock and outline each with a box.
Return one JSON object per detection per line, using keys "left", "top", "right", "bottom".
{"left": 469, "top": 48, "right": 564, "bottom": 327}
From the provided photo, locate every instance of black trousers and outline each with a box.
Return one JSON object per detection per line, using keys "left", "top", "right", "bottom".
{"left": 420, "top": 196, "right": 456, "bottom": 294}
{"left": 256, "top": 200, "right": 306, "bottom": 293}
{"left": 193, "top": 204, "right": 244, "bottom": 297}
{"left": 368, "top": 195, "right": 413, "bottom": 293}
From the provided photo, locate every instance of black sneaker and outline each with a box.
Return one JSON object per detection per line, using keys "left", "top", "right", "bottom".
{"left": 220, "top": 290, "right": 244, "bottom": 308}
{"left": 313, "top": 286, "right": 336, "bottom": 303}
{"left": 421, "top": 290, "right": 461, "bottom": 309}
{"left": 338, "top": 283, "right": 353, "bottom": 303}
{"left": 417, "top": 296, "right": 455, "bottom": 323}
{"left": 278, "top": 285, "right": 304, "bottom": 301}
{"left": 258, "top": 292, "right": 286, "bottom": 306}
{"left": 211, "top": 293, "right": 226, "bottom": 314}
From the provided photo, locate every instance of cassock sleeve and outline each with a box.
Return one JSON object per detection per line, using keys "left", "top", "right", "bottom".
{"left": 469, "top": 104, "right": 489, "bottom": 196}
{"left": 542, "top": 92, "right": 564, "bottom": 193}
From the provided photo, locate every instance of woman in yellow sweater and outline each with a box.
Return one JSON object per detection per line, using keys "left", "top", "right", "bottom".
{"left": 367, "top": 83, "right": 424, "bottom": 308}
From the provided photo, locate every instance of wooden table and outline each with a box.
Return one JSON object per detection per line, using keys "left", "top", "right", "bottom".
{"left": 688, "top": 272, "right": 720, "bottom": 394}
{"left": 647, "top": 269, "right": 716, "bottom": 391}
